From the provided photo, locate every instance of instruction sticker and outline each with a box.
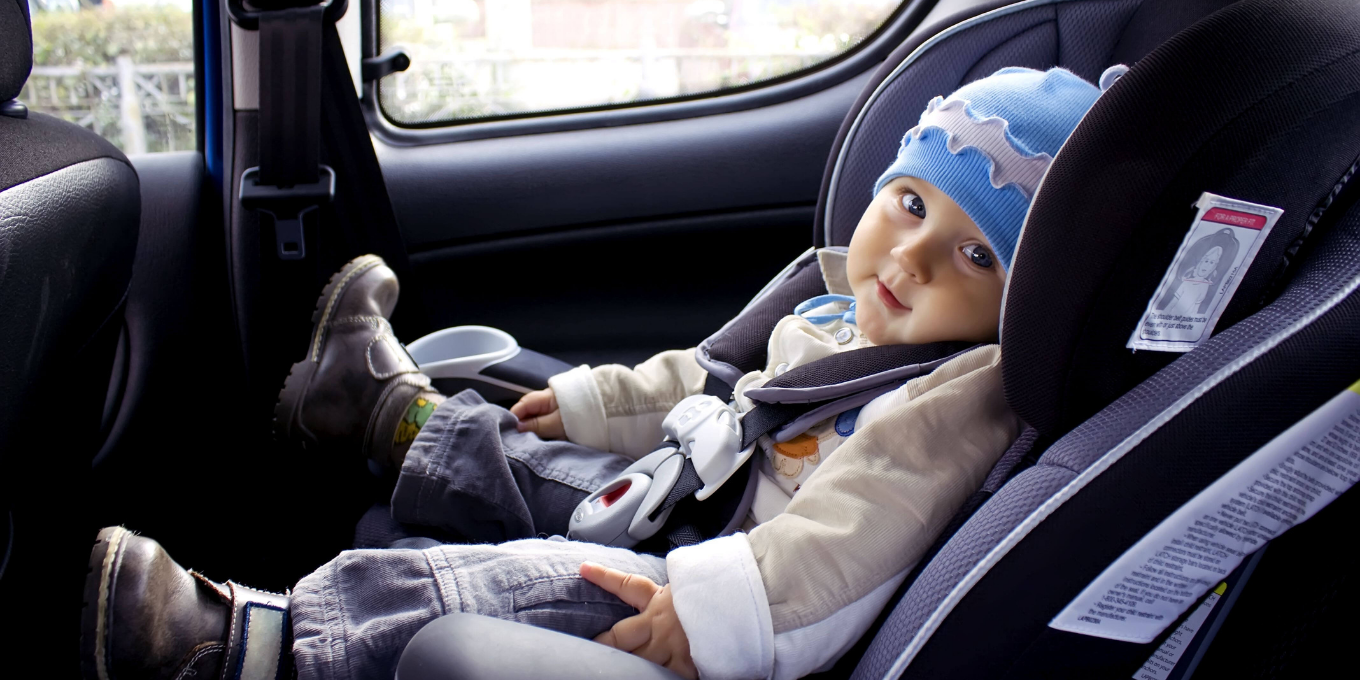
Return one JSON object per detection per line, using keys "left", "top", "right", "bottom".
{"left": 1132, "top": 582, "right": 1225, "bottom": 680}
{"left": 1128, "top": 193, "right": 1283, "bottom": 352}
{"left": 1050, "top": 378, "right": 1360, "bottom": 643}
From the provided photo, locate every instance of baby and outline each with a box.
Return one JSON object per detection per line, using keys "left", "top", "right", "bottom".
{"left": 81, "top": 66, "right": 1103, "bottom": 680}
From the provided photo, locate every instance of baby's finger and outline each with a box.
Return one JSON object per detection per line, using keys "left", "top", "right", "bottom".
{"left": 509, "top": 389, "right": 549, "bottom": 419}
{"left": 580, "top": 562, "right": 660, "bottom": 611}
{"left": 594, "top": 612, "right": 652, "bottom": 652}
{"left": 517, "top": 411, "right": 565, "bottom": 438}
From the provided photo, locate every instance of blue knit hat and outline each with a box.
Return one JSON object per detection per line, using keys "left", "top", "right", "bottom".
{"left": 874, "top": 66, "right": 1105, "bottom": 270}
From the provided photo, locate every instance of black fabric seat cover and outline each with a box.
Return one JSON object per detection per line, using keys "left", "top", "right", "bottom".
{"left": 0, "top": 0, "right": 141, "bottom": 662}
{"left": 1001, "top": 0, "right": 1360, "bottom": 437}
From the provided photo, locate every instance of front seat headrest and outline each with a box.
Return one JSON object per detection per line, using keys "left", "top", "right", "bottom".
{"left": 1001, "top": 0, "right": 1360, "bottom": 436}
{"left": 0, "top": 0, "right": 32, "bottom": 103}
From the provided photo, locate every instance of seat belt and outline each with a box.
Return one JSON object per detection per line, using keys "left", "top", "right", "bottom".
{"left": 232, "top": 0, "right": 340, "bottom": 262}
{"left": 228, "top": 0, "right": 430, "bottom": 339}
{"left": 317, "top": 17, "right": 429, "bottom": 336}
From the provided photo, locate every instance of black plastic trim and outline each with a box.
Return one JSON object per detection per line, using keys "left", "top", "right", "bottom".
{"left": 361, "top": 0, "right": 941, "bottom": 146}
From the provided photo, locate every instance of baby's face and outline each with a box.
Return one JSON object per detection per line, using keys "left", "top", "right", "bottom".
{"left": 847, "top": 176, "right": 1006, "bottom": 346}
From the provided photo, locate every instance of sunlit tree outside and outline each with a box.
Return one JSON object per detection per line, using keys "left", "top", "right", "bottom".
{"left": 21, "top": 0, "right": 195, "bottom": 154}
{"left": 378, "top": 0, "right": 901, "bottom": 125}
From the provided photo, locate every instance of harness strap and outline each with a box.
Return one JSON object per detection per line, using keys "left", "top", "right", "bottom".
{"left": 649, "top": 343, "right": 983, "bottom": 553}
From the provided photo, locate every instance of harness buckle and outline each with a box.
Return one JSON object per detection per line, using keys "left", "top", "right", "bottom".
{"left": 239, "top": 165, "right": 335, "bottom": 260}
{"left": 568, "top": 446, "right": 685, "bottom": 548}
{"left": 663, "top": 395, "right": 757, "bottom": 500}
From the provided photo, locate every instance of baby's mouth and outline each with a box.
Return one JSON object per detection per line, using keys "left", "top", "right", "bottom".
{"left": 876, "top": 280, "right": 910, "bottom": 312}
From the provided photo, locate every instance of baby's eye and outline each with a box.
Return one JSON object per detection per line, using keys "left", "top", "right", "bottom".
{"left": 961, "top": 244, "right": 994, "bottom": 269}
{"left": 900, "top": 193, "right": 926, "bottom": 218}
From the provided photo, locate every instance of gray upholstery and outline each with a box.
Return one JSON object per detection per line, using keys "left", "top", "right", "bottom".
{"left": 396, "top": 614, "right": 684, "bottom": 680}
{"left": 0, "top": 0, "right": 30, "bottom": 103}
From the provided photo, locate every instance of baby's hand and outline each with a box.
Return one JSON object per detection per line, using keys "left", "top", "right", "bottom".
{"left": 510, "top": 388, "right": 566, "bottom": 440}
{"left": 581, "top": 562, "right": 697, "bottom": 679}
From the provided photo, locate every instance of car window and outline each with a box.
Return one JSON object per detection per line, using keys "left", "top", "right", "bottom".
{"left": 378, "top": 0, "right": 904, "bottom": 127}
{"left": 22, "top": 0, "right": 196, "bottom": 154}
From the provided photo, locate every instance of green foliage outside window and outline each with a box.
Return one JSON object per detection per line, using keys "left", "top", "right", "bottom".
{"left": 30, "top": 5, "right": 193, "bottom": 67}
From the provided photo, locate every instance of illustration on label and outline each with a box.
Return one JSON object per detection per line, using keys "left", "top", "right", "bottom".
{"left": 1128, "top": 193, "right": 1284, "bottom": 352}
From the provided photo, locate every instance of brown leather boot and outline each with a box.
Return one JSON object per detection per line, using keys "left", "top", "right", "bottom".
{"left": 80, "top": 526, "right": 292, "bottom": 680}
{"left": 274, "top": 254, "right": 442, "bottom": 470}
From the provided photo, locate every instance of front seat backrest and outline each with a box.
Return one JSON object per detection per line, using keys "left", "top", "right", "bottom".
{"left": 0, "top": 0, "right": 140, "bottom": 653}
{"left": 0, "top": 0, "right": 140, "bottom": 462}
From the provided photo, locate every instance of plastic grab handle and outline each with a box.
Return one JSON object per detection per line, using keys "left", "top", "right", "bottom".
{"left": 480, "top": 349, "right": 573, "bottom": 391}
{"left": 397, "top": 614, "right": 683, "bottom": 680}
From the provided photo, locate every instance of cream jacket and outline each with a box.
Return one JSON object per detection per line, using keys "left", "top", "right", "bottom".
{"left": 548, "top": 253, "right": 1021, "bottom": 680}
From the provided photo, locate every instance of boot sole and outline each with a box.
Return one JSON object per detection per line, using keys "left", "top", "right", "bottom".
{"left": 80, "top": 526, "right": 130, "bottom": 680}
{"left": 272, "top": 254, "right": 387, "bottom": 447}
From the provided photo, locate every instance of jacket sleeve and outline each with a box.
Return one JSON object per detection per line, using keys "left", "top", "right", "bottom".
{"left": 548, "top": 348, "right": 708, "bottom": 459}
{"left": 667, "top": 346, "right": 1020, "bottom": 679}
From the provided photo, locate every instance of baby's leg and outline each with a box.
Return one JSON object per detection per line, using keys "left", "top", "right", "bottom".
{"left": 390, "top": 389, "right": 633, "bottom": 542}
{"left": 291, "top": 537, "right": 667, "bottom": 680}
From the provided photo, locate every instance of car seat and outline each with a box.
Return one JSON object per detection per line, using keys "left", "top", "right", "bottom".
{"left": 0, "top": 0, "right": 141, "bottom": 655}
{"left": 856, "top": 0, "right": 1360, "bottom": 676}
{"left": 393, "top": 0, "right": 1360, "bottom": 678}
{"left": 397, "top": 0, "right": 1360, "bottom": 677}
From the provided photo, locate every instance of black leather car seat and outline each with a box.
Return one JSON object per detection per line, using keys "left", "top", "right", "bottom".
{"left": 0, "top": 0, "right": 141, "bottom": 658}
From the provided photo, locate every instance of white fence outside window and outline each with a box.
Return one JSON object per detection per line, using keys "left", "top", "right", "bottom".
{"left": 21, "top": 58, "right": 195, "bottom": 155}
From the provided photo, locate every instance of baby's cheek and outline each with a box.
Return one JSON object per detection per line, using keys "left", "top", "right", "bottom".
{"left": 856, "top": 304, "right": 885, "bottom": 340}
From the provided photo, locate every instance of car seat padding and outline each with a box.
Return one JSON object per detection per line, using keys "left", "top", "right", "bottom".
{"left": 890, "top": 200, "right": 1360, "bottom": 679}
{"left": 1002, "top": 0, "right": 1360, "bottom": 436}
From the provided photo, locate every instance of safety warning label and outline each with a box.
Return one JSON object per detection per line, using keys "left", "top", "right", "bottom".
{"left": 1132, "top": 582, "right": 1225, "bottom": 680}
{"left": 1128, "top": 193, "right": 1283, "bottom": 353}
{"left": 1050, "top": 378, "right": 1360, "bottom": 643}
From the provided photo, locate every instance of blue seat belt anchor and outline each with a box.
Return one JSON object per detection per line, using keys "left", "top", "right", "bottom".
{"left": 239, "top": 165, "right": 336, "bottom": 260}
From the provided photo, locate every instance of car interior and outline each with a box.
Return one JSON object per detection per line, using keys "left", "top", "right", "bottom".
{"left": 3, "top": 0, "right": 1360, "bottom": 676}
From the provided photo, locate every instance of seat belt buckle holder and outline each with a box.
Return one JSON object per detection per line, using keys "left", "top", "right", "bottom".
{"left": 567, "top": 446, "right": 686, "bottom": 548}
{"left": 662, "top": 395, "right": 756, "bottom": 500}
{"left": 239, "top": 165, "right": 335, "bottom": 260}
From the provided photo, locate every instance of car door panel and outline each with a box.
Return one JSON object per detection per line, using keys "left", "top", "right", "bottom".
{"left": 383, "top": 71, "right": 870, "bottom": 360}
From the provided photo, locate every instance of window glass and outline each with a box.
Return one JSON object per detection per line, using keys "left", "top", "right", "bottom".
{"left": 378, "top": 0, "right": 901, "bottom": 126}
{"left": 22, "top": 0, "right": 196, "bottom": 154}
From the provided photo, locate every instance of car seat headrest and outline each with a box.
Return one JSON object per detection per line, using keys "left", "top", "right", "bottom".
{"left": 0, "top": 0, "right": 32, "bottom": 103}
{"left": 1001, "top": 0, "right": 1360, "bottom": 436}
{"left": 816, "top": 0, "right": 1237, "bottom": 250}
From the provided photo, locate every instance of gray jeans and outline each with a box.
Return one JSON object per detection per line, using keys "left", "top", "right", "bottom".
{"left": 291, "top": 392, "right": 668, "bottom": 680}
